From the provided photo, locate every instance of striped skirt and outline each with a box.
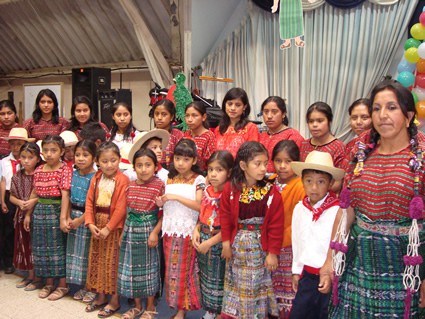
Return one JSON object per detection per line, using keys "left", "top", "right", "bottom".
{"left": 272, "top": 246, "right": 295, "bottom": 314}
{"left": 66, "top": 209, "right": 91, "bottom": 285}
{"left": 329, "top": 221, "right": 425, "bottom": 319}
{"left": 163, "top": 234, "right": 201, "bottom": 310}
{"left": 86, "top": 212, "right": 121, "bottom": 295}
{"left": 279, "top": 0, "right": 304, "bottom": 39}
{"left": 197, "top": 228, "right": 225, "bottom": 314}
{"left": 31, "top": 202, "right": 67, "bottom": 278}
{"left": 221, "top": 224, "right": 278, "bottom": 318}
{"left": 13, "top": 208, "right": 33, "bottom": 271}
{"left": 118, "top": 211, "right": 161, "bottom": 298}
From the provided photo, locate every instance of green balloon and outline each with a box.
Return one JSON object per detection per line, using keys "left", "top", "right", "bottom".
{"left": 413, "top": 91, "right": 419, "bottom": 106}
{"left": 405, "top": 38, "right": 422, "bottom": 50}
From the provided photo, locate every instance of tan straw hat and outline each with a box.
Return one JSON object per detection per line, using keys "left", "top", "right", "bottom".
{"left": 291, "top": 151, "right": 345, "bottom": 181}
{"left": 2, "top": 127, "right": 35, "bottom": 142}
{"left": 59, "top": 131, "right": 79, "bottom": 147}
{"left": 119, "top": 143, "right": 133, "bottom": 170}
{"left": 128, "top": 129, "right": 170, "bottom": 164}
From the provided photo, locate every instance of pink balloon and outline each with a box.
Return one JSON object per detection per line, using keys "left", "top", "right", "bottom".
{"left": 417, "top": 74, "right": 425, "bottom": 89}
{"left": 421, "top": 12, "right": 425, "bottom": 26}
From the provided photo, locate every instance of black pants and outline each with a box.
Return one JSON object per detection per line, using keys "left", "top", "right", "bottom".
{"left": 0, "top": 191, "right": 16, "bottom": 268}
{"left": 289, "top": 270, "right": 330, "bottom": 319}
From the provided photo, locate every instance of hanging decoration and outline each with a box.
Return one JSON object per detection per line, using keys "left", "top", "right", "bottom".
{"left": 173, "top": 72, "right": 192, "bottom": 131}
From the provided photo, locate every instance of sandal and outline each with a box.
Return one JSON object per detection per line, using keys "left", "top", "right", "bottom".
{"left": 16, "top": 278, "right": 32, "bottom": 288}
{"left": 122, "top": 307, "right": 143, "bottom": 319}
{"left": 24, "top": 280, "right": 43, "bottom": 291}
{"left": 140, "top": 309, "right": 157, "bottom": 319}
{"left": 73, "top": 288, "right": 87, "bottom": 300}
{"left": 86, "top": 301, "right": 108, "bottom": 313}
{"left": 82, "top": 291, "right": 97, "bottom": 303}
{"left": 38, "top": 285, "right": 55, "bottom": 298}
{"left": 48, "top": 286, "right": 69, "bottom": 301}
{"left": 295, "top": 39, "right": 305, "bottom": 47}
{"left": 97, "top": 305, "right": 121, "bottom": 318}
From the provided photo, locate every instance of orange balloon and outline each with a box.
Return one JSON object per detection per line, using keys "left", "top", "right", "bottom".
{"left": 416, "top": 100, "right": 425, "bottom": 119}
{"left": 418, "top": 59, "right": 425, "bottom": 73}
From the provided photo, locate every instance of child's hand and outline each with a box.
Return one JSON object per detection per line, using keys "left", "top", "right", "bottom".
{"left": 196, "top": 241, "right": 211, "bottom": 255}
{"left": 18, "top": 200, "right": 26, "bottom": 210}
{"left": 88, "top": 224, "right": 101, "bottom": 238}
{"left": 419, "top": 280, "right": 425, "bottom": 308}
{"left": 292, "top": 274, "right": 300, "bottom": 292}
{"left": 99, "top": 227, "right": 110, "bottom": 239}
{"left": 1, "top": 202, "right": 8, "bottom": 214}
{"left": 192, "top": 227, "right": 201, "bottom": 249}
{"left": 148, "top": 231, "right": 159, "bottom": 248}
{"left": 265, "top": 253, "right": 278, "bottom": 272}
{"left": 155, "top": 196, "right": 165, "bottom": 207}
{"left": 23, "top": 214, "right": 31, "bottom": 232}
{"left": 24, "top": 199, "right": 37, "bottom": 211}
{"left": 69, "top": 217, "right": 84, "bottom": 230}
{"left": 221, "top": 241, "right": 232, "bottom": 260}
{"left": 318, "top": 272, "right": 332, "bottom": 294}
{"left": 60, "top": 219, "right": 71, "bottom": 233}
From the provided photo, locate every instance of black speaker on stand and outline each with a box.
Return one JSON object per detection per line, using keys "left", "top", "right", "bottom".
{"left": 72, "top": 68, "right": 111, "bottom": 120}
{"left": 98, "top": 89, "right": 132, "bottom": 129}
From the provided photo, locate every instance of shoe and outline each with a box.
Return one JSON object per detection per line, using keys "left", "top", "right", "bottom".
{"left": 122, "top": 307, "right": 144, "bottom": 319}
{"left": 16, "top": 278, "right": 32, "bottom": 288}
{"left": 73, "top": 288, "right": 87, "bottom": 300}
{"left": 97, "top": 305, "right": 121, "bottom": 318}
{"left": 295, "top": 39, "right": 305, "bottom": 47}
{"left": 47, "top": 287, "right": 69, "bottom": 301}
{"left": 4, "top": 266, "right": 15, "bottom": 274}
{"left": 24, "top": 280, "right": 43, "bottom": 291}
{"left": 141, "top": 309, "right": 157, "bottom": 319}
{"left": 280, "top": 41, "right": 291, "bottom": 50}
{"left": 86, "top": 301, "right": 108, "bottom": 313}
{"left": 82, "top": 291, "right": 97, "bottom": 303}
{"left": 38, "top": 285, "right": 55, "bottom": 298}
{"left": 201, "top": 312, "right": 216, "bottom": 319}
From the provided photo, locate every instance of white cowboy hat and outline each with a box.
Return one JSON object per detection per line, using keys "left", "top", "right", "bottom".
{"left": 59, "top": 131, "right": 79, "bottom": 147}
{"left": 2, "top": 127, "right": 35, "bottom": 142}
{"left": 128, "top": 129, "right": 170, "bottom": 164}
{"left": 119, "top": 143, "right": 133, "bottom": 170}
{"left": 291, "top": 151, "right": 345, "bottom": 181}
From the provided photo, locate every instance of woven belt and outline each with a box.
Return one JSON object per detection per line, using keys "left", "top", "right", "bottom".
{"left": 96, "top": 206, "right": 110, "bottom": 214}
{"left": 71, "top": 203, "right": 85, "bottom": 211}
{"left": 38, "top": 197, "right": 61, "bottom": 205}
{"left": 356, "top": 217, "right": 422, "bottom": 236}
{"left": 127, "top": 210, "right": 158, "bottom": 223}
{"left": 303, "top": 265, "right": 321, "bottom": 275}
{"left": 200, "top": 223, "right": 221, "bottom": 235}
{"left": 238, "top": 223, "right": 262, "bottom": 231}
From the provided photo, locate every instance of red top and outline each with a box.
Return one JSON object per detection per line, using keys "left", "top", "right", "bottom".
{"left": 199, "top": 185, "right": 222, "bottom": 227}
{"left": 33, "top": 163, "right": 72, "bottom": 197}
{"left": 215, "top": 122, "right": 259, "bottom": 158}
{"left": 162, "top": 128, "right": 184, "bottom": 168}
{"left": 184, "top": 130, "right": 216, "bottom": 171}
{"left": 0, "top": 123, "right": 20, "bottom": 157}
{"left": 24, "top": 117, "right": 69, "bottom": 141}
{"left": 299, "top": 138, "right": 348, "bottom": 170}
{"left": 127, "top": 176, "right": 164, "bottom": 217}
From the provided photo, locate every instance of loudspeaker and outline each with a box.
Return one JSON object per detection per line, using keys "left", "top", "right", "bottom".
{"left": 98, "top": 89, "right": 132, "bottom": 129}
{"left": 72, "top": 68, "right": 111, "bottom": 120}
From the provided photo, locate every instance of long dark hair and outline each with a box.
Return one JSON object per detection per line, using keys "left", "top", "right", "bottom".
{"left": 185, "top": 101, "right": 209, "bottom": 129}
{"left": 218, "top": 88, "right": 251, "bottom": 135}
{"left": 153, "top": 99, "right": 176, "bottom": 132}
{"left": 33, "top": 89, "right": 60, "bottom": 124}
{"left": 272, "top": 140, "right": 300, "bottom": 161}
{"left": 261, "top": 96, "right": 289, "bottom": 126}
{"left": 306, "top": 102, "right": 333, "bottom": 128}
{"left": 69, "top": 96, "right": 96, "bottom": 131}
{"left": 74, "top": 139, "right": 97, "bottom": 159}
{"left": 168, "top": 138, "right": 204, "bottom": 178}
{"left": 348, "top": 98, "right": 371, "bottom": 116}
{"left": 19, "top": 142, "right": 42, "bottom": 169}
{"left": 109, "top": 102, "right": 137, "bottom": 142}
{"left": 0, "top": 100, "right": 19, "bottom": 123}
{"left": 132, "top": 148, "right": 158, "bottom": 168}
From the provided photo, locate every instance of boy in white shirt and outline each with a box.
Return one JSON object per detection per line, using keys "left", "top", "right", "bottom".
{"left": 289, "top": 151, "right": 345, "bottom": 319}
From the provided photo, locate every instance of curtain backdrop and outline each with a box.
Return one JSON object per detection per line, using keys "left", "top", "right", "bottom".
{"left": 200, "top": 0, "right": 418, "bottom": 140}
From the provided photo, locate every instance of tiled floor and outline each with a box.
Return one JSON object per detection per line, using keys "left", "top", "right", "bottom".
{"left": 0, "top": 271, "right": 205, "bottom": 319}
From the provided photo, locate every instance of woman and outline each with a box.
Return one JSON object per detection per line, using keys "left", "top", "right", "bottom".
{"left": 323, "top": 80, "right": 425, "bottom": 318}
{"left": 0, "top": 100, "right": 20, "bottom": 158}
{"left": 345, "top": 98, "right": 372, "bottom": 154}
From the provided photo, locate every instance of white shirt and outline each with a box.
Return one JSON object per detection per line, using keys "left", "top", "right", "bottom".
{"left": 111, "top": 130, "right": 140, "bottom": 150}
{"left": 124, "top": 167, "right": 169, "bottom": 184}
{"left": 1, "top": 153, "right": 19, "bottom": 190}
{"left": 291, "top": 193, "right": 339, "bottom": 275}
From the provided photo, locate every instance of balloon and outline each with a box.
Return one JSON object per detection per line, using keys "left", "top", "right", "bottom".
{"left": 398, "top": 57, "right": 417, "bottom": 73}
{"left": 405, "top": 47, "right": 420, "bottom": 63}
{"left": 413, "top": 91, "right": 419, "bottom": 106}
{"left": 397, "top": 71, "right": 415, "bottom": 87}
{"left": 405, "top": 38, "right": 421, "bottom": 50}
{"left": 420, "top": 12, "right": 425, "bottom": 26}
{"left": 411, "top": 23, "right": 425, "bottom": 40}
{"left": 418, "top": 43, "right": 425, "bottom": 59}
{"left": 417, "top": 73, "right": 425, "bottom": 88}
{"left": 413, "top": 87, "right": 425, "bottom": 101}
{"left": 417, "top": 59, "right": 425, "bottom": 73}
{"left": 416, "top": 101, "right": 425, "bottom": 119}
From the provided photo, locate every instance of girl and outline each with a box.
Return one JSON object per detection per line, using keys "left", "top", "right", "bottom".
{"left": 23, "top": 89, "right": 69, "bottom": 141}
{"left": 68, "top": 95, "right": 109, "bottom": 139}
{"left": 11, "top": 142, "right": 41, "bottom": 290}
{"left": 192, "top": 150, "right": 234, "bottom": 319}
{"left": 215, "top": 88, "right": 259, "bottom": 159}
{"left": 118, "top": 148, "right": 165, "bottom": 319}
{"left": 345, "top": 98, "right": 372, "bottom": 154}
{"left": 108, "top": 102, "right": 140, "bottom": 150}
{"left": 219, "top": 141, "right": 284, "bottom": 319}
{"left": 259, "top": 96, "right": 304, "bottom": 173}
{"left": 157, "top": 138, "right": 205, "bottom": 319}
{"left": 0, "top": 99, "right": 20, "bottom": 158}
{"left": 66, "top": 140, "right": 96, "bottom": 303}
{"left": 184, "top": 101, "right": 216, "bottom": 172}
{"left": 269, "top": 140, "right": 305, "bottom": 319}
{"left": 25, "top": 135, "right": 72, "bottom": 301}
{"left": 85, "top": 142, "right": 129, "bottom": 318}
{"left": 153, "top": 99, "right": 184, "bottom": 168}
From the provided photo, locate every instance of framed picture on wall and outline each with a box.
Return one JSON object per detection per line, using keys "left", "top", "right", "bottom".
{"left": 23, "top": 83, "right": 63, "bottom": 120}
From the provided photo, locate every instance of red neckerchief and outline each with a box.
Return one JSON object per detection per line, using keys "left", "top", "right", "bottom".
{"left": 302, "top": 192, "right": 339, "bottom": 222}
{"left": 11, "top": 159, "right": 20, "bottom": 174}
{"left": 157, "top": 163, "right": 163, "bottom": 171}
{"left": 63, "top": 159, "right": 74, "bottom": 169}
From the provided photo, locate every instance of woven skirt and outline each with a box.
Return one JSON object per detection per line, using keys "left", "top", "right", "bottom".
{"left": 13, "top": 208, "right": 33, "bottom": 271}
{"left": 279, "top": 0, "right": 304, "bottom": 39}
{"left": 329, "top": 222, "right": 425, "bottom": 319}
{"left": 197, "top": 229, "right": 225, "bottom": 314}
{"left": 31, "top": 203, "right": 67, "bottom": 278}
{"left": 86, "top": 212, "right": 121, "bottom": 295}
{"left": 117, "top": 212, "right": 161, "bottom": 298}
{"left": 163, "top": 234, "right": 201, "bottom": 311}
{"left": 66, "top": 209, "right": 91, "bottom": 285}
{"left": 221, "top": 228, "right": 278, "bottom": 319}
{"left": 272, "top": 246, "right": 295, "bottom": 314}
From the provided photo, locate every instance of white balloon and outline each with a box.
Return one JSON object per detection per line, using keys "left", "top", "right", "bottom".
{"left": 413, "top": 87, "right": 425, "bottom": 101}
{"left": 418, "top": 43, "right": 425, "bottom": 59}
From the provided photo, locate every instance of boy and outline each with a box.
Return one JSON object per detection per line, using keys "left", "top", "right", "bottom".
{"left": 79, "top": 122, "right": 107, "bottom": 147}
{"left": 289, "top": 151, "right": 345, "bottom": 319}
{"left": 59, "top": 131, "right": 78, "bottom": 169}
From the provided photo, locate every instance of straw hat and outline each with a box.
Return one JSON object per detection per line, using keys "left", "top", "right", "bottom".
{"left": 128, "top": 129, "right": 170, "bottom": 164}
{"left": 290, "top": 151, "right": 345, "bottom": 181}
{"left": 119, "top": 143, "right": 133, "bottom": 170}
{"left": 2, "top": 127, "right": 35, "bottom": 142}
{"left": 59, "top": 131, "right": 79, "bottom": 147}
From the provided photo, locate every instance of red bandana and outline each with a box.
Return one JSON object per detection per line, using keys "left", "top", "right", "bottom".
{"left": 302, "top": 192, "right": 340, "bottom": 222}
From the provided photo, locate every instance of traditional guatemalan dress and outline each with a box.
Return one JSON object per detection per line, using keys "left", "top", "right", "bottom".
{"left": 184, "top": 130, "right": 216, "bottom": 172}
{"left": 329, "top": 145, "right": 425, "bottom": 318}
{"left": 118, "top": 176, "right": 164, "bottom": 298}
{"left": 0, "top": 123, "right": 19, "bottom": 158}
{"left": 23, "top": 117, "right": 69, "bottom": 141}
{"left": 85, "top": 171, "right": 129, "bottom": 295}
{"left": 197, "top": 185, "right": 225, "bottom": 314}
{"left": 269, "top": 176, "right": 305, "bottom": 315}
{"left": 11, "top": 170, "right": 34, "bottom": 271}
{"left": 219, "top": 181, "right": 284, "bottom": 319}
{"left": 162, "top": 173, "right": 205, "bottom": 310}
{"left": 215, "top": 122, "right": 259, "bottom": 159}
{"left": 299, "top": 138, "right": 348, "bottom": 170}
{"left": 278, "top": 0, "right": 303, "bottom": 40}
{"left": 162, "top": 128, "right": 184, "bottom": 168}
{"left": 259, "top": 127, "right": 304, "bottom": 172}
{"left": 31, "top": 163, "right": 72, "bottom": 278}
{"left": 66, "top": 170, "right": 95, "bottom": 285}
{"left": 109, "top": 129, "right": 140, "bottom": 150}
